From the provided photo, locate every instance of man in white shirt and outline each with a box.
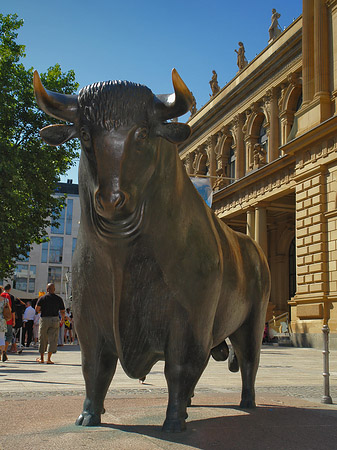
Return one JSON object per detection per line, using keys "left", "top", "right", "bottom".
{"left": 22, "top": 301, "right": 36, "bottom": 347}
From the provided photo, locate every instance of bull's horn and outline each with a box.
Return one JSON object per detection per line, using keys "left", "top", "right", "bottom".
{"left": 33, "top": 70, "right": 78, "bottom": 123}
{"left": 155, "top": 69, "right": 193, "bottom": 120}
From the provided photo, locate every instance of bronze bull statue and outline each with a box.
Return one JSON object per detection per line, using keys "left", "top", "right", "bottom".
{"left": 33, "top": 69, "right": 271, "bottom": 433}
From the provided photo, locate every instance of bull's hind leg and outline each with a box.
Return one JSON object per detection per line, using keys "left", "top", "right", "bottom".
{"left": 76, "top": 337, "right": 118, "bottom": 426}
{"left": 163, "top": 334, "right": 210, "bottom": 433}
{"left": 229, "top": 309, "right": 265, "bottom": 408}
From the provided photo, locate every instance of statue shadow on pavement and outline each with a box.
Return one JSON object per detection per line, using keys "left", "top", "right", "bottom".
{"left": 96, "top": 403, "right": 337, "bottom": 449}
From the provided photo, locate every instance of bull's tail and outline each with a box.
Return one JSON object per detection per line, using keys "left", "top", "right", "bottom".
{"left": 228, "top": 346, "right": 239, "bottom": 372}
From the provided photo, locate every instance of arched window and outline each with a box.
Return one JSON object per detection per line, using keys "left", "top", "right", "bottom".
{"left": 229, "top": 146, "right": 236, "bottom": 184}
{"left": 287, "top": 92, "right": 303, "bottom": 142}
{"left": 258, "top": 119, "right": 268, "bottom": 161}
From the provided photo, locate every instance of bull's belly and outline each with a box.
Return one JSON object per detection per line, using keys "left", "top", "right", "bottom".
{"left": 120, "top": 347, "right": 163, "bottom": 379}
{"left": 117, "top": 312, "right": 166, "bottom": 379}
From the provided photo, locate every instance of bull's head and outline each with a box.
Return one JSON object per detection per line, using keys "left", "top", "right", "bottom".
{"left": 34, "top": 70, "right": 193, "bottom": 235}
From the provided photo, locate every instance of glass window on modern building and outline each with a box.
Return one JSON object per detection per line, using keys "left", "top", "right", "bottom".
{"left": 48, "top": 266, "right": 62, "bottom": 292}
{"left": 13, "top": 264, "right": 28, "bottom": 291}
{"left": 51, "top": 206, "right": 66, "bottom": 234}
{"left": 28, "top": 265, "right": 36, "bottom": 293}
{"left": 49, "top": 237, "right": 63, "bottom": 264}
{"left": 13, "top": 264, "right": 37, "bottom": 293}
{"left": 66, "top": 199, "right": 73, "bottom": 235}
{"left": 41, "top": 241, "right": 48, "bottom": 263}
{"left": 72, "top": 238, "right": 77, "bottom": 257}
{"left": 10, "top": 182, "right": 80, "bottom": 296}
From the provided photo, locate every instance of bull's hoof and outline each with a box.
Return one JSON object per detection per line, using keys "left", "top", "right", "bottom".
{"left": 75, "top": 412, "right": 101, "bottom": 426}
{"left": 162, "top": 418, "right": 186, "bottom": 433}
{"left": 240, "top": 399, "right": 256, "bottom": 409}
{"left": 187, "top": 392, "right": 194, "bottom": 407}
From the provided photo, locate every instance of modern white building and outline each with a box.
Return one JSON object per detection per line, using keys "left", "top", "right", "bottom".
{"left": 4, "top": 181, "right": 80, "bottom": 305}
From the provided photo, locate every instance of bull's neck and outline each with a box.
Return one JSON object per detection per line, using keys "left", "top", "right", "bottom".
{"left": 142, "top": 140, "right": 207, "bottom": 243}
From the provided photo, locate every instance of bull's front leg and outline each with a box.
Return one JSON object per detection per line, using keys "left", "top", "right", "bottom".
{"left": 163, "top": 333, "right": 209, "bottom": 433}
{"left": 75, "top": 334, "right": 118, "bottom": 426}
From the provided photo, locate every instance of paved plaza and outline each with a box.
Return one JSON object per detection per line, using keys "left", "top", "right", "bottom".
{"left": 1, "top": 344, "right": 337, "bottom": 449}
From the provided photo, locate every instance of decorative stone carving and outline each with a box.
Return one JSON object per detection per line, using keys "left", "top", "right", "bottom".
{"left": 194, "top": 145, "right": 208, "bottom": 175}
{"left": 251, "top": 102, "right": 262, "bottom": 115}
{"left": 182, "top": 157, "right": 189, "bottom": 173}
{"left": 288, "top": 72, "right": 300, "bottom": 87}
{"left": 278, "top": 84, "right": 286, "bottom": 110}
{"left": 242, "top": 109, "right": 251, "bottom": 135}
{"left": 253, "top": 143, "right": 267, "bottom": 169}
{"left": 183, "top": 152, "right": 195, "bottom": 175}
{"left": 211, "top": 131, "right": 226, "bottom": 191}
{"left": 235, "top": 42, "right": 248, "bottom": 71}
{"left": 213, "top": 165, "right": 295, "bottom": 216}
{"left": 269, "top": 9, "right": 282, "bottom": 42}
{"left": 263, "top": 91, "right": 272, "bottom": 123}
{"left": 209, "top": 70, "right": 220, "bottom": 97}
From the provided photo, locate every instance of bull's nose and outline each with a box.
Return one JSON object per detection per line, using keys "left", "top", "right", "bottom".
{"left": 95, "top": 190, "right": 127, "bottom": 216}
{"left": 114, "top": 190, "right": 127, "bottom": 209}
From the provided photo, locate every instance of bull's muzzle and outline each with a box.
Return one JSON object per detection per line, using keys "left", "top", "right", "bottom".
{"left": 95, "top": 190, "right": 127, "bottom": 218}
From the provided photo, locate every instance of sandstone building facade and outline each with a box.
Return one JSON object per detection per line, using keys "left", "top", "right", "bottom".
{"left": 179, "top": 0, "right": 337, "bottom": 348}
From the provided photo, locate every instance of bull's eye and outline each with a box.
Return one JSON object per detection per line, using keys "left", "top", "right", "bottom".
{"left": 80, "top": 127, "right": 91, "bottom": 142}
{"left": 135, "top": 127, "right": 148, "bottom": 141}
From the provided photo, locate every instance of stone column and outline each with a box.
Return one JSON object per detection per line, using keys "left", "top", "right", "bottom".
{"left": 246, "top": 208, "right": 255, "bottom": 238}
{"left": 255, "top": 205, "right": 268, "bottom": 256}
{"left": 314, "top": 0, "right": 331, "bottom": 120}
{"left": 302, "top": 0, "right": 315, "bottom": 106}
{"left": 326, "top": 0, "right": 337, "bottom": 111}
{"left": 245, "top": 137, "right": 256, "bottom": 172}
{"left": 186, "top": 152, "right": 195, "bottom": 175}
{"left": 233, "top": 113, "right": 245, "bottom": 179}
{"left": 268, "top": 88, "right": 280, "bottom": 161}
{"left": 207, "top": 136, "right": 217, "bottom": 187}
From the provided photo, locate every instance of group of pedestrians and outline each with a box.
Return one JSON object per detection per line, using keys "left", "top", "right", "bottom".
{"left": 0, "top": 282, "right": 73, "bottom": 364}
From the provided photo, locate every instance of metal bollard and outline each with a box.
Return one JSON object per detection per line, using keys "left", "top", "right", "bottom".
{"left": 322, "top": 324, "right": 333, "bottom": 404}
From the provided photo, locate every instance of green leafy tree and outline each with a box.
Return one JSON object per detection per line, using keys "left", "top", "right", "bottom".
{"left": 0, "top": 13, "right": 80, "bottom": 278}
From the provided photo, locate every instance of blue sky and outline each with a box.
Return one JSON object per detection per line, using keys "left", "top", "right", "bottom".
{"left": 5, "top": 0, "right": 302, "bottom": 183}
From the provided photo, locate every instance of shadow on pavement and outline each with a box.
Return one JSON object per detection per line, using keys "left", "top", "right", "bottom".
{"left": 99, "top": 403, "right": 337, "bottom": 450}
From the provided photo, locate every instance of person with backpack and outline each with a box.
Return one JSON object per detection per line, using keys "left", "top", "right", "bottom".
{"left": 0, "top": 286, "right": 12, "bottom": 361}
{"left": 1, "top": 284, "right": 16, "bottom": 360}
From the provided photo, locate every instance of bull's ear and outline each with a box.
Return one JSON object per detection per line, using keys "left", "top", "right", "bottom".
{"left": 40, "top": 124, "right": 78, "bottom": 146}
{"left": 156, "top": 122, "right": 191, "bottom": 144}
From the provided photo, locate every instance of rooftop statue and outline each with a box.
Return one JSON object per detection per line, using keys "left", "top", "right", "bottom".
{"left": 33, "top": 69, "right": 271, "bottom": 433}
{"left": 209, "top": 70, "right": 220, "bottom": 96}
{"left": 235, "top": 42, "right": 248, "bottom": 71}
{"left": 190, "top": 92, "right": 197, "bottom": 116}
{"left": 269, "top": 8, "right": 282, "bottom": 41}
